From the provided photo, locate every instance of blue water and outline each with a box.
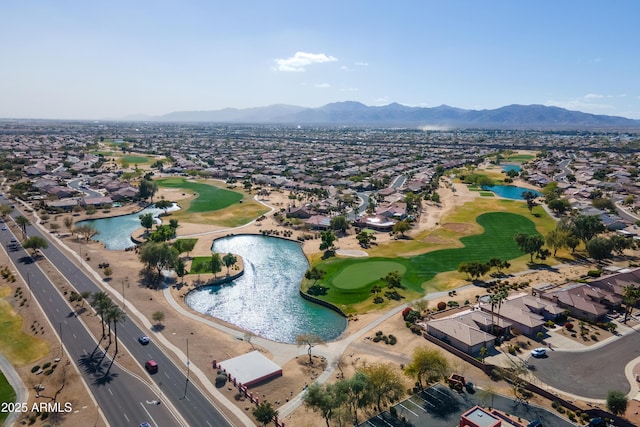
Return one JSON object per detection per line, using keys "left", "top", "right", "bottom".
{"left": 482, "top": 185, "right": 541, "bottom": 200}
{"left": 77, "top": 203, "right": 179, "bottom": 250}
{"left": 184, "top": 235, "right": 348, "bottom": 343}
{"left": 502, "top": 164, "right": 521, "bottom": 173}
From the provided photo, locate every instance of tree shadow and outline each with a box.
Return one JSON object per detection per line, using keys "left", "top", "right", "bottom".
{"left": 78, "top": 351, "right": 108, "bottom": 376}
{"left": 93, "top": 368, "right": 118, "bottom": 386}
{"left": 17, "top": 256, "right": 34, "bottom": 264}
{"left": 151, "top": 324, "right": 165, "bottom": 332}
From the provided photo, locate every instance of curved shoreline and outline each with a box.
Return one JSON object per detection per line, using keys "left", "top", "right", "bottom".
{"left": 210, "top": 232, "right": 349, "bottom": 318}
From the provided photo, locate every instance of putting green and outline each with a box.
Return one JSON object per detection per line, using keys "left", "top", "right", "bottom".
{"left": 333, "top": 261, "right": 406, "bottom": 290}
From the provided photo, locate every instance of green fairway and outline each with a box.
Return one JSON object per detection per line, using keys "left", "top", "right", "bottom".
{"left": 333, "top": 261, "right": 405, "bottom": 290}
{"left": 120, "top": 155, "right": 150, "bottom": 164}
{"left": 0, "top": 371, "right": 16, "bottom": 424}
{"left": 156, "top": 178, "right": 242, "bottom": 212}
{"left": 506, "top": 154, "right": 534, "bottom": 162}
{"left": 314, "top": 212, "right": 538, "bottom": 306}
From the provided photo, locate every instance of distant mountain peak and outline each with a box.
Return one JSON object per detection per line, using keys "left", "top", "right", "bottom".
{"left": 140, "top": 102, "right": 640, "bottom": 129}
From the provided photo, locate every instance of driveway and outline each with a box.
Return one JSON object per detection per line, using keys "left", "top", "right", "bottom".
{"left": 530, "top": 328, "right": 640, "bottom": 399}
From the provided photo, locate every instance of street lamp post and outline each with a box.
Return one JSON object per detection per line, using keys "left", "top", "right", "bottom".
{"left": 183, "top": 338, "right": 190, "bottom": 399}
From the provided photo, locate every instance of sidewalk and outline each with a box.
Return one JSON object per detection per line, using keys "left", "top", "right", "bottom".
{"left": 0, "top": 352, "right": 28, "bottom": 427}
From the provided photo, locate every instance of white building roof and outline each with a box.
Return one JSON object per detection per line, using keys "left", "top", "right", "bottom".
{"left": 218, "top": 351, "right": 282, "bottom": 387}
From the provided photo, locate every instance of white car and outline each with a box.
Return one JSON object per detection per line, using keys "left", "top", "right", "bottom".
{"left": 531, "top": 347, "right": 547, "bottom": 358}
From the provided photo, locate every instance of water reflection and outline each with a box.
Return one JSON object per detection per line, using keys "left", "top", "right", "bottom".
{"left": 185, "top": 235, "right": 347, "bottom": 343}
{"left": 78, "top": 203, "right": 179, "bottom": 250}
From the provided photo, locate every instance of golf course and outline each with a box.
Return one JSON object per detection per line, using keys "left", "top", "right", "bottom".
{"left": 307, "top": 196, "right": 555, "bottom": 311}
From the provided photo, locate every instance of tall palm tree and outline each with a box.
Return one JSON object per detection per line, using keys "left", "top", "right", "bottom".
{"left": 106, "top": 305, "right": 126, "bottom": 354}
{"left": 90, "top": 291, "right": 111, "bottom": 340}
{"left": 15, "top": 215, "right": 31, "bottom": 239}
{"left": 488, "top": 290, "right": 508, "bottom": 336}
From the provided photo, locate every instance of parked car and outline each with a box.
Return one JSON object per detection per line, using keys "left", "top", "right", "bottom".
{"left": 531, "top": 347, "right": 547, "bottom": 358}
{"left": 138, "top": 335, "right": 150, "bottom": 345}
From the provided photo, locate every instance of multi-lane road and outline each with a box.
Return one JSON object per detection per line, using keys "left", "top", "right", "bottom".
{"left": 1, "top": 195, "right": 236, "bottom": 427}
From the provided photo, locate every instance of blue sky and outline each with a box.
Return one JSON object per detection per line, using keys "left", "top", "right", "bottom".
{"left": 1, "top": 1, "right": 639, "bottom": 120}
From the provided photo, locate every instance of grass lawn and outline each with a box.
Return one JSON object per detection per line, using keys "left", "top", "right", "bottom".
{"left": 0, "top": 287, "right": 49, "bottom": 366}
{"left": 312, "top": 211, "right": 541, "bottom": 308}
{"left": 479, "top": 191, "right": 495, "bottom": 197}
{"left": 0, "top": 371, "right": 16, "bottom": 424}
{"left": 507, "top": 154, "right": 535, "bottom": 162}
{"left": 190, "top": 256, "right": 213, "bottom": 274}
{"left": 156, "top": 178, "right": 242, "bottom": 212}
{"left": 156, "top": 178, "right": 269, "bottom": 227}
{"left": 120, "top": 155, "right": 151, "bottom": 164}
{"left": 333, "top": 261, "right": 406, "bottom": 290}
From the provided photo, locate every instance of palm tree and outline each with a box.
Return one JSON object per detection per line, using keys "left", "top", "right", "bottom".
{"left": 623, "top": 285, "right": 640, "bottom": 323}
{"left": 90, "top": 291, "right": 111, "bottom": 340}
{"left": 479, "top": 346, "right": 488, "bottom": 363}
{"left": 106, "top": 305, "right": 126, "bottom": 354}
{"left": 488, "top": 290, "right": 507, "bottom": 336}
{"left": 15, "top": 215, "right": 30, "bottom": 238}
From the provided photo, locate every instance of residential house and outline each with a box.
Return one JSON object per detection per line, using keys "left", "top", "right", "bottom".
{"left": 539, "top": 283, "right": 612, "bottom": 322}
{"left": 426, "top": 310, "right": 509, "bottom": 355}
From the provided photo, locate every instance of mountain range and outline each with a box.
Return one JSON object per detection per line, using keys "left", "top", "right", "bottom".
{"left": 124, "top": 102, "right": 640, "bottom": 129}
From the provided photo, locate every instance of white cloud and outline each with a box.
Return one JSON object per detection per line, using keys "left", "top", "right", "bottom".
{"left": 274, "top": 51, "right": 337, "bottom": 72}
{"left": 315, "top": 83, "right": 331, "bottom": 88}
{"left": 355, "top": 62, "right": 369, "bottom": 66}
{"left": 584, "top": 93, "right": 604, "bottom": 99}
{"left": 545, "top": 98, "right": 616, "bottom": 113}
{"left": 339, "top": 87, "right": 359, "bottom": 92}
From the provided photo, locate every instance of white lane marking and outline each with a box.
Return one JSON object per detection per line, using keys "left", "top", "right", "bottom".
{"left": 139, "top": 401, "right": 159, "bottom": 427}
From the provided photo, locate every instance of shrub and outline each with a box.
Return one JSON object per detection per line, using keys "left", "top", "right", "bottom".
{"left": 409, "top": 324, "right": 423, "bottom": 335}
{"left": 587, "top": 269, "right": 602, "bottom": 277}
{"left": 43, "top": 369, "right": 54, "bottom": 376}
{"left": 388, "top": 335, "right": 397, "bottom": 345}
{"left": 42, "top": 362, "right": 51, "bottom": 369}
{"left": 215, "top": 374, "right": 228, "bottom": 387}
{"left": 437, "top": 301, "right": 447, "bottom": 311}
{"left": 564, "top": 322, "right": 574, "bottom": 331}
{"left": 31, "top": 365, "right": 40, "bottom": 373}
{"left": 373, "top": 296, "right": 384, "bottom": 304}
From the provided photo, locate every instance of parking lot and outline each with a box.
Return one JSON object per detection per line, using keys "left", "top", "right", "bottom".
{"left": 358, "top": 383, "right": 575, "bottom": 427}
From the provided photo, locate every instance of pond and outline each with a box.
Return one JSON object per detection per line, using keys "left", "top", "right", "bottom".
{"left": 77, "top": 203, "right": 179, "bottom": 250}
{"left": 502, "top": 164, "right": 521, "bottom": 173}
{"left": 184, "top": 235, "right": 348, "bottom": 343}
{"left": 481, "top": 185, "right": 542, "bottom": 200}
